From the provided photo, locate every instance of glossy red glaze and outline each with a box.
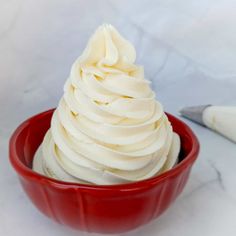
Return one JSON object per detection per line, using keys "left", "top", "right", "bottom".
{"left": 9, "top": 109, "right": 199, "bottom": 234}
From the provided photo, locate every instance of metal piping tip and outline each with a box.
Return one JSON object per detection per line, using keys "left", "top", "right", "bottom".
{"left": 179, "top": 105, "right": 211, "bottom": 126}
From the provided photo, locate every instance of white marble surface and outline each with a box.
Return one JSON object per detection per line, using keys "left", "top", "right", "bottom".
{"left": 1, "top": 0, "right": 236, "bottom": 235}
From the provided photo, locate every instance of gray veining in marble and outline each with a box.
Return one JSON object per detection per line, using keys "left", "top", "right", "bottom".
{"left": 0, "top": 0, "right": 236, "bottom": 236}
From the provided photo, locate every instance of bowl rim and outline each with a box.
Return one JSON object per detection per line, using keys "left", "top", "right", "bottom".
{"left": 9, "top": 108, "right": 199, "bottom": 191}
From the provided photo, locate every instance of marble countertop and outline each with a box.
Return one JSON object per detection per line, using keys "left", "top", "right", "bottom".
{"left": 1, "top": 0, "right": 236, "bottom": 235}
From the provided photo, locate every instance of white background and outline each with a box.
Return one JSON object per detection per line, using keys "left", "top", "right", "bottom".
{"left": 0, "top": 0, "right": 236, "bottom": 235}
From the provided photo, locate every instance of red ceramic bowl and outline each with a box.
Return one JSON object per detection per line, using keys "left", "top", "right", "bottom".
{"left": 9, "top": 109, "right": 199, "bottom": 234}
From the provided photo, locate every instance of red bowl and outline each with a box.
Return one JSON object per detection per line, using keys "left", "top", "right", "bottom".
{"left": 9, "top": 109, "right": 199, "bottom": 234}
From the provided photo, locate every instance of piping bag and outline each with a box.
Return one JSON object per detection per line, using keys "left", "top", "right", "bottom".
{"left": 180, "top": 105, "right": 236, "bottom": 143}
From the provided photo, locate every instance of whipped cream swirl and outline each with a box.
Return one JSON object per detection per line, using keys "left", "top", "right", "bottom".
{"left": 33, "top": 24, "right": 180, "bottom": 185}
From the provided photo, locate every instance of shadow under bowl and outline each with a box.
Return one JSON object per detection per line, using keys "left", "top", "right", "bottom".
{"left": 9, "top": 109, "right": 199, "bottom": 234}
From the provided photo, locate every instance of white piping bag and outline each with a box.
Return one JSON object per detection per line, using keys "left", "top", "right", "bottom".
{"left": 180, "top": 105, "right": 236, "bottom": 143}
